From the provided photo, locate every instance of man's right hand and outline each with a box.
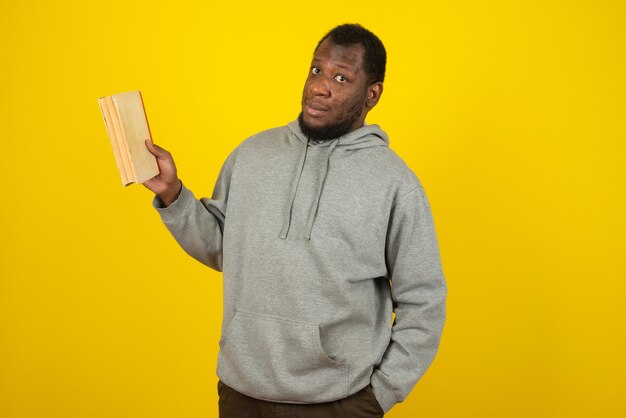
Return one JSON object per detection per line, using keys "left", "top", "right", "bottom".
{"left": 143, "top": 139, "right": 182, "bottom": 207}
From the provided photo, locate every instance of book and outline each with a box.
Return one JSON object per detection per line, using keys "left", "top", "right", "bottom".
{"left": 98, "top": 90, "right": 159, "bottom": 186}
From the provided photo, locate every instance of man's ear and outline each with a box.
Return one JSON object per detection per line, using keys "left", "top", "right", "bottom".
{"left": 366, "top": 82, "right": 383, "bottom": 110}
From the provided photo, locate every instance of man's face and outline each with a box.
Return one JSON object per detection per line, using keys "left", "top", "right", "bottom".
{"left": 299, "top": 38, "right": 372, "bottom": 141}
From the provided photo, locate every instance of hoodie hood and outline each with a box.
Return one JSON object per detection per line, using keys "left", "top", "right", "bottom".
{"left": 287, "top": 118, "right": 390, "bottom": 149}
{"left": 280, "top": 119, "right": 390, "bottom": 240}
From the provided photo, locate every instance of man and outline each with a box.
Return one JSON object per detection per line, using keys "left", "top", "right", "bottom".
{"left": 143, "top": 24, "right": 447, "bottom": 418}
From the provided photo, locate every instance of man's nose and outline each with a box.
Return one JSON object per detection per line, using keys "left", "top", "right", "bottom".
{"left": 308, "top": 77, "right": 331, "bottom": 97}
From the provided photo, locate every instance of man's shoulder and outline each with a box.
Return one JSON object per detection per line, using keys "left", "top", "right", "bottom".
{"left": 241, "top": 124, "right": 291, "bottom": 146}
{"left": 369, "top": 145, "right": 424, "bottom": 194}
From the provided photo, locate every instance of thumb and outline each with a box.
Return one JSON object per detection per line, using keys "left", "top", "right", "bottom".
{"left": 145, "top": 138, "right": 164, "bottom": 156}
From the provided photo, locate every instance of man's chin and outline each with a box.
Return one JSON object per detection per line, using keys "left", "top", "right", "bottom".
{"left": 301, "top": 113, "right": 320, "bottom": 127}
{"left": 298, "top": 112, "right": 351, "bottom": 142}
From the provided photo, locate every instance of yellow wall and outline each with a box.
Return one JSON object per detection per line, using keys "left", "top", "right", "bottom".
{"left": 1, "top": 1, "right": 624, "bottom": 417}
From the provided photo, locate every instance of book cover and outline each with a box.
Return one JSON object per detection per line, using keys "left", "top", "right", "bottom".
{"left": 98, "top": 90, "right": 159, "bottom": 186}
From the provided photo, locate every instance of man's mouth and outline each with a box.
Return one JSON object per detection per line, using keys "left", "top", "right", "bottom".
{"left": 304, "top": 100, "right": 330, "bottom": 116}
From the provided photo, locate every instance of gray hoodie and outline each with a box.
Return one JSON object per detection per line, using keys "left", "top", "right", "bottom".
{"left": 152, "top": 119, "right": 447, "bottom": 413}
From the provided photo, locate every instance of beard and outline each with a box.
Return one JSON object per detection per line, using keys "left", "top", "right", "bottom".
{"left": 297, "top": 105, "right": 363, "bottom": 142}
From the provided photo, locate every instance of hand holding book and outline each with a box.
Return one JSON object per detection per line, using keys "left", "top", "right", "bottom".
{"left": 98, "top": 90, "right": 182, "bottom": 206}
{"left": 143, "top": 139, "right": 182, "bottom": 207}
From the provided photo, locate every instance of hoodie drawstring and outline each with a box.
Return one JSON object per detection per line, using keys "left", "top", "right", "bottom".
{"left": 279, "top": 137, "right": 340, "bottom": 240}
{"left": 279, "top": 137, "right": 309, "bottom": 239}
{"left": 304, "top": 139, "right": 340, "bottom": 240}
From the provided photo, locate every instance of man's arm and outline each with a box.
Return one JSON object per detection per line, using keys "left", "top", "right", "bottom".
{"left": 371, "top": 184, "right": 447, "bottom": 413}
{"left": 143, "top": 139, "right": 238, "bottom": 272}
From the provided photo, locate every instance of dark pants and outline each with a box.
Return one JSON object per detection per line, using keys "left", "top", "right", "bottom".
{"left": 218, "top": 380, "right": 384, "bottom": 418}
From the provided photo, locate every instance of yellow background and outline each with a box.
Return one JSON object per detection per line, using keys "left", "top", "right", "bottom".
{"left": 1, "top": 1, "right": 625, "bottom": 417}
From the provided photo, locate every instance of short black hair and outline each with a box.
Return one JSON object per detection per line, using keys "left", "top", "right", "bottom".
{"left": 315, "top": 23, "right": 386, "bottom": 85}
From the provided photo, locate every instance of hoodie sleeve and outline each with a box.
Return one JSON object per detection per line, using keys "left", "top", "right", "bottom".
{"left": 371, "top": 185, "right": 447, "bottom": 413}
{"left": 151, "top": 146, "right": 239, "bottom": 272}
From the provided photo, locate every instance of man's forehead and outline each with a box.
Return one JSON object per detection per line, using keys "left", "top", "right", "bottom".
{"left": 312, "top": 39, "right": 365, "bottom": 71}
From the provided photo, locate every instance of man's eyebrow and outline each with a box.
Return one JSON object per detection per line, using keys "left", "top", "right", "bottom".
{"left": 335, "top": 63, "right": 354, "bottom": 71}
{"left": 311, "top": 59, "right": 356, "bottom": 72}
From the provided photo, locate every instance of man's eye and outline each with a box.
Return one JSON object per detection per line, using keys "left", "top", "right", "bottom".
{"left": 311, "top": 67, "right": 321, "bottom": 75}
{"left": 335, "top": 75, "right": 348, "bottom": 82}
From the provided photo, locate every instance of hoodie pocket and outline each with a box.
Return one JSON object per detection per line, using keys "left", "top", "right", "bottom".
{"left": 217, "top": 310, "right": 349, "bottom": 403}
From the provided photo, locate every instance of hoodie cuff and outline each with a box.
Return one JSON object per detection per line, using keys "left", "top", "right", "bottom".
{"left": 370, "top": 369, "right": 400, "bottom": 413}
{"left": 151, "top": 181, "right": 195, "bottom": 220}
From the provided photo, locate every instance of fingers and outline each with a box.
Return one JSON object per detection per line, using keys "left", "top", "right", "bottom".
{"left": 141, "top": 177, "right": 156, "bottom": 191}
